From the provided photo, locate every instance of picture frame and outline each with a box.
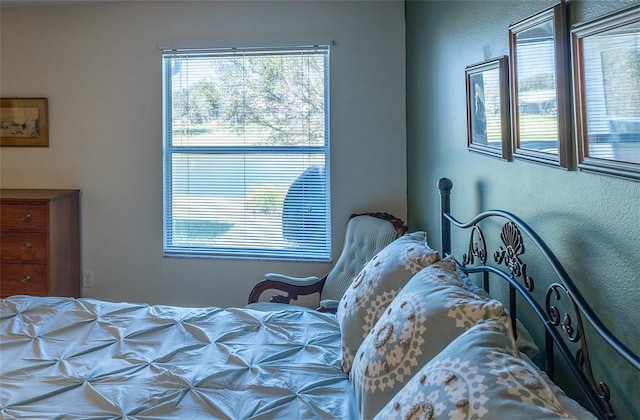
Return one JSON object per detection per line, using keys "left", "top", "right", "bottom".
{"left": 509, "top": 3, "right": 572, "bottom": 168}
{"left": 572, "top": 5, "right": 640, "bottom": 181}
{"left": 0, "top": 98, "right": 49, "bottom": 147}
{"left": 465, "top": 56, "right": 511, "bottom": 160}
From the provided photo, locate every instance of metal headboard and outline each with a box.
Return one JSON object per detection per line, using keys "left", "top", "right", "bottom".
{"left": 438, "top": 177, "right": 640, "bottom": 419}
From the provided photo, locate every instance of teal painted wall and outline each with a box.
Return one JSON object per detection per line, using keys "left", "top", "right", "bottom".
{"left": 406, "top": 0, "right": 639, "bottom": 418}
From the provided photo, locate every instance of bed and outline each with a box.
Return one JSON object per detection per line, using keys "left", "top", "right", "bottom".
{"left": 1, "top": 177, "right": 638, "bottom": 419}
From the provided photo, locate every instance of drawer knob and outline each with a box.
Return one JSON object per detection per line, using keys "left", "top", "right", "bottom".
{"left": 21, "top": 275, "right": 32, "bottom": 284}
{"left": 21, "top": 213, "right": 32, "bottom": 222}
{"left": 21, "top": 243, "right": 33, "bottom": 252}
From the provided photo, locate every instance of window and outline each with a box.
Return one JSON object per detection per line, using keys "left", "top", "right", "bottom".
{"left": 162, "top": 45, "right": 330, "bottom": 260}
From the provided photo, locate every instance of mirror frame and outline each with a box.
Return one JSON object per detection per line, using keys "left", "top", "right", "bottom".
{"left": 572, "top": 5, "right": 640, "bottom": 181}
{"left": 509, "top": 3, "right": 572, "bottom": 168}
{"left": 465, "top": 56, "right": 511, "bottom": 160}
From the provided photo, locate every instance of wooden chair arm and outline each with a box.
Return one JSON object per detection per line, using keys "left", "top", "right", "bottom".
{"left": 247, "top": 276, "right": 327, "bottom": 305}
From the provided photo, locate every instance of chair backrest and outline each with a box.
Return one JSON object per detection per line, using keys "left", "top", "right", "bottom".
{"left": 320, "top": 213, "right": 405, "bottom": 302}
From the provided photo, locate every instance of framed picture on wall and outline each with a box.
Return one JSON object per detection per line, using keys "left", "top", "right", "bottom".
{"left": 0, "top": 98, "right": 49, "bottom": 147}
{"left": 509, "top": 4, "right": 572, "bottom": 168}
{"left": 572, "top": 5, "right": 640, "bottom": 180}
{"left": 465, "top": 56, "right": 511, "bottom": 160}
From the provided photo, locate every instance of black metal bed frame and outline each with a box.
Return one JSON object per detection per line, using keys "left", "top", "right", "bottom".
{"left": 438, "top": 177, "right": 640, "bottom": 419}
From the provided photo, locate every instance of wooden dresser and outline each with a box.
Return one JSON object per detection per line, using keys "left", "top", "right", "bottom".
{"left": 0, "top": 189, "right": 80, "bottom": 298}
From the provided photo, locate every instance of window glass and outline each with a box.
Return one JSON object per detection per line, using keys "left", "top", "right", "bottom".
{"left": 162, "top": 46, "right": 330, "bottom": 260}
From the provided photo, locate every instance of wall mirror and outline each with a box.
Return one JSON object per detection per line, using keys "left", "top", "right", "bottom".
{"left": 572, "top": 5, "right": 640, "bottom": 180}
{"left": 465, "top": 56, "right": 511, "bottom": 160}
{"left": 509, "top": 3, "right": 572, "bottom": 168}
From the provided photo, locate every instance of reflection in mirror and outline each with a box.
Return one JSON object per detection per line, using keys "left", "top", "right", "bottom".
{"left": 516, "top": 19, "right": 557, "bottom": 152}
{"left": 509, "top": 4, "right": 571, "bottom": 168}
{"left": 573, "top": 6, "right": 640, "bottom": 180}
{"left": 465, "top": 56, "right": 510, "bottom": 160}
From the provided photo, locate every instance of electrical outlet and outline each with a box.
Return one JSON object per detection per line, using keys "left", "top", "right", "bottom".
{"left": 83, "top": 271, "right": 94, "bottom": 288}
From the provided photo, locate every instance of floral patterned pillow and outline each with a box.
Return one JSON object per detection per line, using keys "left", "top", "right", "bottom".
{"left": 350, "top": 261, "right": 506, "bottom": 419}
{"left": 336, "top": 231, "right": 440, "bottom": 374}
{"left": 374, "top": 317, "right": 595, "bottom": 420}
{"left": 520, "top": 353, "right": 598, "bottom": 420}
{"left": 452, "top": 259, "right": 540, "bottom": 360}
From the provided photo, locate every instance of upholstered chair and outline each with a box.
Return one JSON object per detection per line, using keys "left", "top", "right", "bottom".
{"left": 247, "top": 213, "right": 406, "bottom": 313}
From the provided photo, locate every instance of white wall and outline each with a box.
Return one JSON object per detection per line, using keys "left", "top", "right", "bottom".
{"left": 0, "top": 0, "right": 407, "bottom": 308}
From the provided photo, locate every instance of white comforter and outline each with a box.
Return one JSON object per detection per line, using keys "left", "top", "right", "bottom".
{"left": 0, "top": 296, "right": 357, "bottom": 419}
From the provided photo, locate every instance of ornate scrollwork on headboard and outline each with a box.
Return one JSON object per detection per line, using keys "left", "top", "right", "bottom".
{"left": 462, "top": 225, "right": 487, "bottom": 267}
{"left": 547, "top": 284, "right": 583, "bottom": 343}
{"left": 438, "top": 177, "right": 640, "bottom": 419}
{"left": 493, "top": 221, "right": 534, "bottom": 291}
{"left": 545, "top": 283, "right": 614, "bottom": 418}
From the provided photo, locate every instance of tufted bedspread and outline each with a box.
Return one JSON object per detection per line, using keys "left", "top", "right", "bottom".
{"left": 0, "top": 296, "right": 357, "bottom": 419}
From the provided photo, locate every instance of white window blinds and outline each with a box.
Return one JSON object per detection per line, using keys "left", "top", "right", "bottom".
{"left": 162, "top": 45, "right": 331, "bottom": 260}
{"left": 582, "top": 27, "right": 640, "bottom": 163}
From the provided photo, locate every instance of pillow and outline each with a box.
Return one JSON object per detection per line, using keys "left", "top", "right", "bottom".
{"left": 374, "top": 317, "right": 595, "bottom": 420}
{"left": 520, "top": 353, "right": 598, "bottom": 420}
{"left": 454, "top": 261, "right": 540, "bottom": 360}
{"left": 350, "top": 261, "right": 506, "bottom": 419}
{"left": 336, "top": 231, "right": 440, "bottom": 373}
{"left": 512, "top": 319, "right": 540, "bottom": 360}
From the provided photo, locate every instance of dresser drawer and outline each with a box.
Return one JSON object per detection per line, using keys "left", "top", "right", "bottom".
{"left": 0, "top": 204, "right": 48, "bottom": 231}
{"left": 0, "top": 263, "right": 48, "bottom": 297}
{"left": 1, "top": 189, "right": 80, "bottom": 298}
{"left": 0, "top": 232, "right": 48, "bottom": 261}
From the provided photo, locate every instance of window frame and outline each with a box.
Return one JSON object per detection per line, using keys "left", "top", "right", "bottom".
{"left": 161, "top": 45, "right": 331, "bottom": 261}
